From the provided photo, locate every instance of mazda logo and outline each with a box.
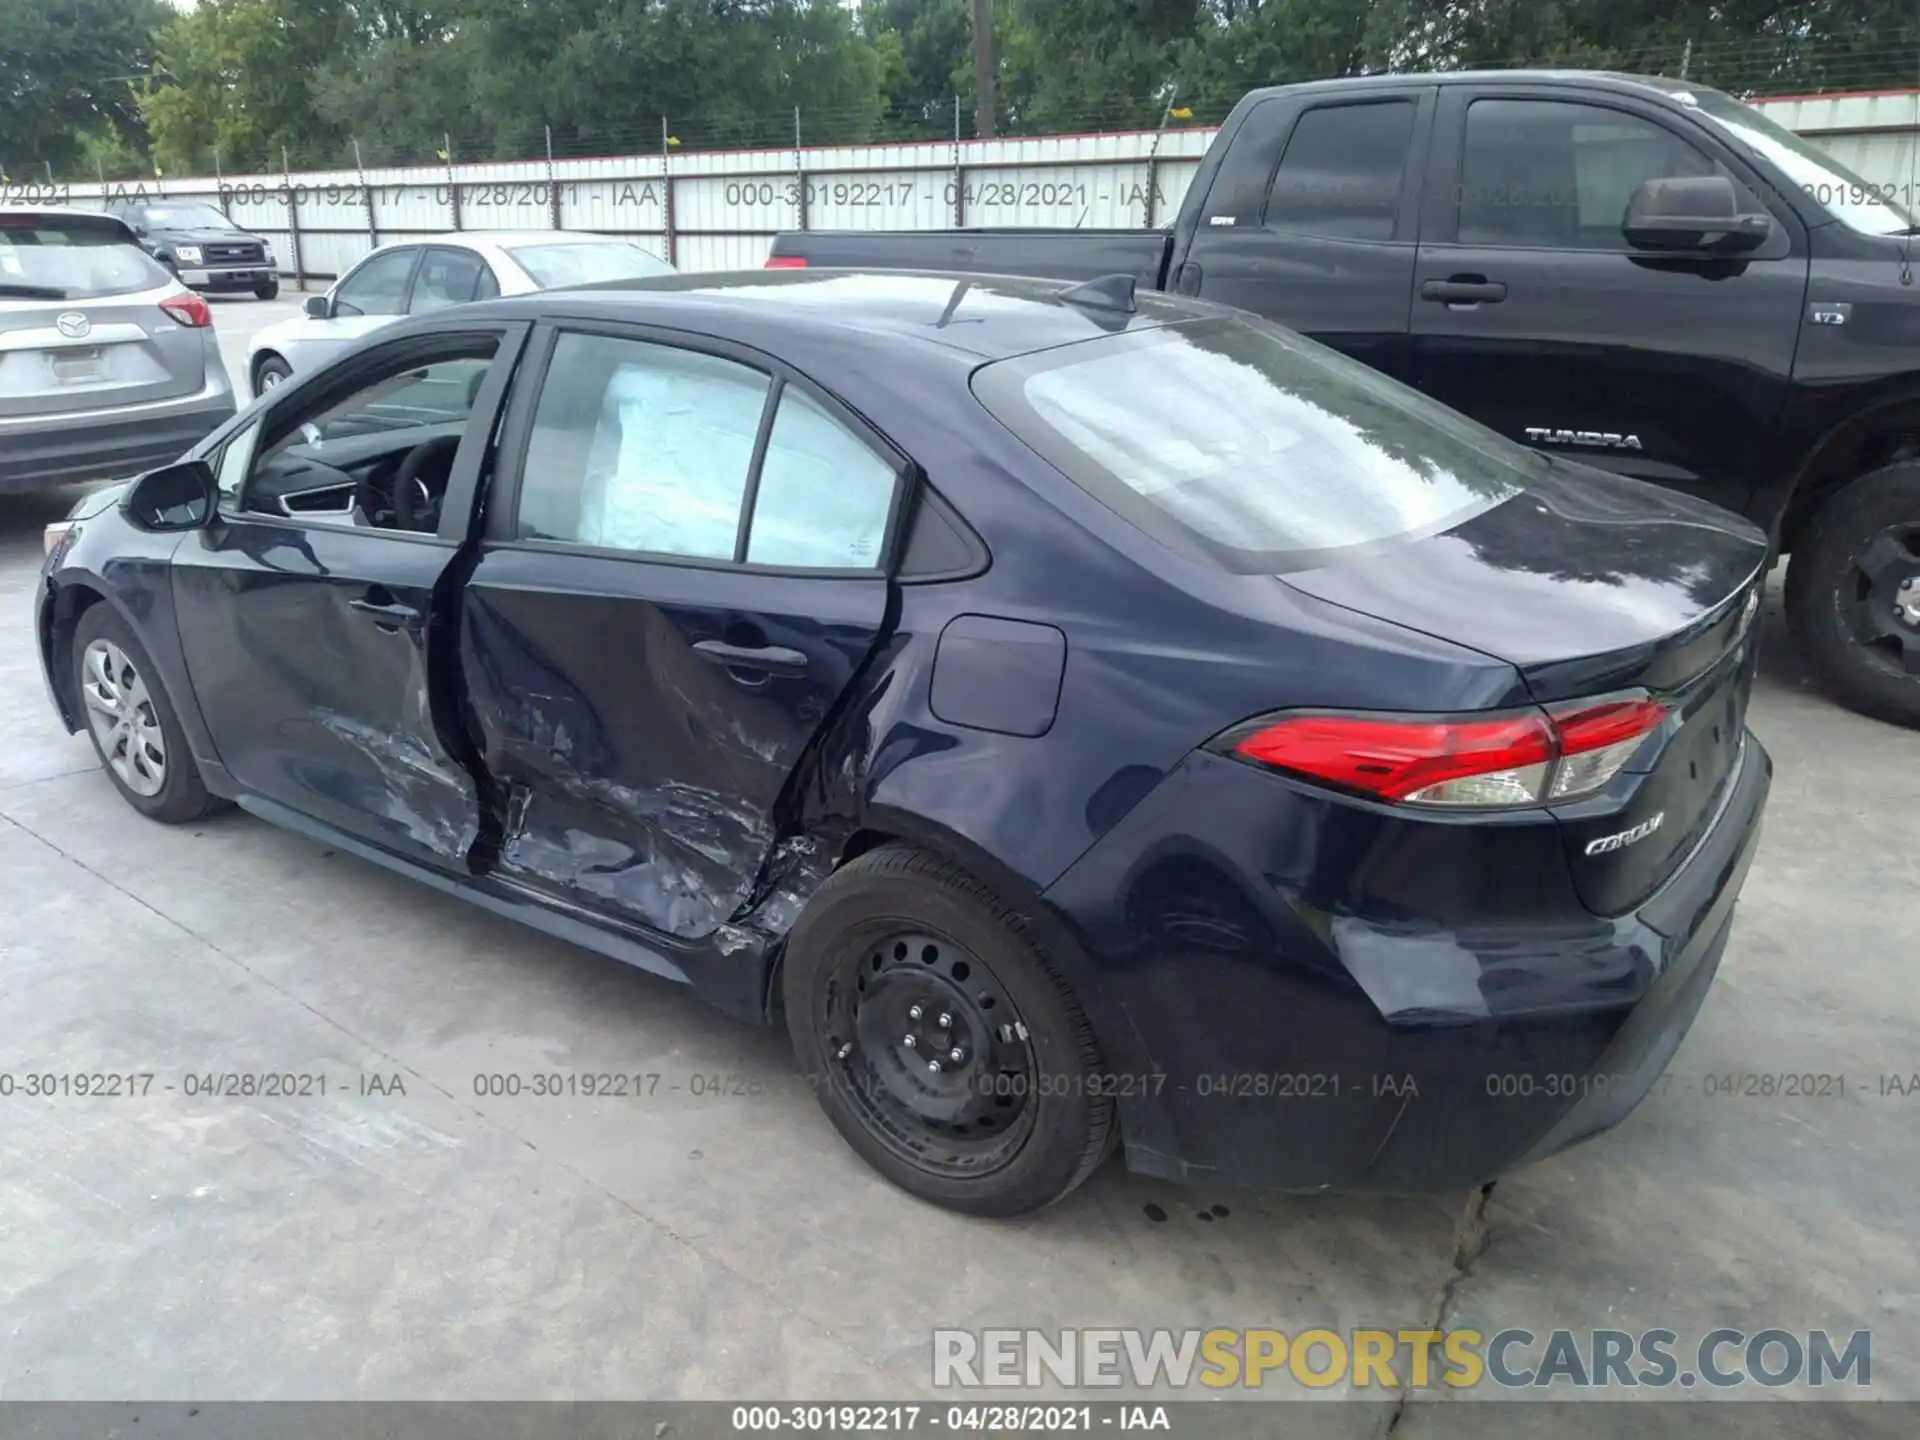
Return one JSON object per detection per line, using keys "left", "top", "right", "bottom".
{"left": 55, "top": 312, "right": 91, "bottom": 339}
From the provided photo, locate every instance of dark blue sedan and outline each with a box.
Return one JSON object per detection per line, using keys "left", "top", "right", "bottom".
{"left": 35, "top": 270, "right": 1771, "bottom": 1215}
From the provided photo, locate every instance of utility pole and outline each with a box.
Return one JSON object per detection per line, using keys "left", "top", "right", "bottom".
{"left": 973, "top": 0, "right": 996, "bottom": 139}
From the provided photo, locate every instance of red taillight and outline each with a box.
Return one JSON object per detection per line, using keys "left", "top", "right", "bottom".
{"left": 159, "top": 292, "right": 213, "bottom": 328}
{"left": 763, "top": 255, "right": 808, "bottom": 268}
{"left": 1225, "top": 696, "right": 1668, "bottom": 809}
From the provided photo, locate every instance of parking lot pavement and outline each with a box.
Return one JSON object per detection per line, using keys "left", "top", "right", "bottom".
{"left": 206, "top": 292, "right": 308, "bottom": 399}
{"left": 2, "top": 464, "right": 1917, "bottom": 1424}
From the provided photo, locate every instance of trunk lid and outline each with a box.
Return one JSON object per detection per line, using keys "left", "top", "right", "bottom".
{"left": 1280, "top": 461, "right": 1769, "bottom": 914}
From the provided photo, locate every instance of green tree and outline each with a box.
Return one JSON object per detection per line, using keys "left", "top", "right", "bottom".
{"left": 143, "top": 0, "right": 354, "bottom": 173}
{"left": 865, "top": 0, "right": 972, "bottom": 134}
{"left": 0, "top": 0, "right": 166, "bottom": 176}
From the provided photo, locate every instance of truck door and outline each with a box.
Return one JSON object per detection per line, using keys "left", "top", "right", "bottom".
{"left": 1177, "top": 88, "right": 1434, "bottom": 386}
{"left": 1409, "top": 83, "right": 1810, "bottom": 518}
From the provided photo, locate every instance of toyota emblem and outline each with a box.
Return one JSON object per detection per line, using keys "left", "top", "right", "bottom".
{"left": 55, "top": 312, "right": 91, "bottom": 339}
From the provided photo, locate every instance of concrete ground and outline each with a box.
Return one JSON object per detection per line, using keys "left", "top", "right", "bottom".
{"left": 0, "top": 296, "right": 1915, "bottom": 1430}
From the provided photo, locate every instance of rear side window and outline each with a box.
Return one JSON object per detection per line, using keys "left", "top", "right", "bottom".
{"left": 514, "top": 331, "right": 897, "bottom": 568}
{"left": 1265, "top": 101, "right": 1416, "bottom": 240}
{"left": 410, "top": 247, "right": 494, "bottom": 312}
{"left": 972, "top": 316, "right": 1544, "bottom": 573}
{"left": 0, "top": 218, "right": 170, "bottom": 299}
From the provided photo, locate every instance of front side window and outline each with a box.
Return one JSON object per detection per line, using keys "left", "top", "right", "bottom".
{"left": 215, "top": 421, "right": 262, "bottom": 502}
{"left": 1265, "top": 101, "right": 1416, "bottom": 241}
{"left": 332, "top": 248, "right": 417, "bottom": 317}
{"left": 972, "top": 315, "right": 1541, "bottom": 573}
{"left": 1458, "top": 99, "right": 1752, "bottom": 250}
{"left": 240, "top": 343, "right": 496, "bottom": 527}
{"left": 515, "top": 331, "right": 897, "bottom": 568}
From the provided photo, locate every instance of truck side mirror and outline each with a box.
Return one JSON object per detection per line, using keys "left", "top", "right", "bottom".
{"left": 303, "top": 294, "right": 332, "bottom": 319}
{"left": 1623, "top": 175, "right": 1772, "bottom": 254}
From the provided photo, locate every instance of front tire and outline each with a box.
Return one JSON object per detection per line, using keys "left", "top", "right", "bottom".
{"left": 1785, "top": 463, "right": 1920, "bottom": 727}
{"left": 252, "top": 353, "right": 292, "bottom": 397}
{"left": 72, "top": 604, "right": 222, "bottom": 824}
{"left": 254, "top": 279, "right": 280, "bottom": 300}
{"left": 782, "top": 844, "right": 1115, "bottom": 1216}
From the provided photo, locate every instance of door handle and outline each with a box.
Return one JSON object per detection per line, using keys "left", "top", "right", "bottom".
{"left": 349, "top": 596, "right": 423, "bottom": 632}
{"left": 692, "top": 639, "right": 810, "bottom": 677}
{"left": 1421, "top": 276, "right": 1507, "bottom": 306}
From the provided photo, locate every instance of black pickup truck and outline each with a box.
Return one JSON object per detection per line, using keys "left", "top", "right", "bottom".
{"left": 770, "top": 70, "right": 1920, "bottom": 726}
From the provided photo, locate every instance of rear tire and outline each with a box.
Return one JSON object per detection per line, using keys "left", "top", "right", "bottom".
{"left": 1785, "top": 463, "right": 1920, "bottom": 727}
{"left": 782, "top": 843, "right": 1115, "bottom": 1217}
{"left": 254, "top": 279, "right": 280, "bottom": 300}
{"left": 252, "top": 353, "right": 292, "bottom": 397}
{"left": 71, "top": 604, "right": 223, "bottom": 824}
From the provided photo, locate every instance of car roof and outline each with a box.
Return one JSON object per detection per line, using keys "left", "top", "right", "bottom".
{"left": 463, "top": 268, "right": 1204, "bottom": 361}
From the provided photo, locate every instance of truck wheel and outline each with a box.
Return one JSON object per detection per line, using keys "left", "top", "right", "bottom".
{"left": 1785, "top": 462, "right": 1920, "bottom": 727}
{"left": 254, "top": 279, "right": 280, "bottom": 300}
{"left": 782, "top": 843, "right": 1115, "bottom": 1216}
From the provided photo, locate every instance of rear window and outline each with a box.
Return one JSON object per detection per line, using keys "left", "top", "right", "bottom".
{"left": 508, "top": 242, "right": 674, "bottom": 288}
{"left": 0, "top": 218, "right": 171, "bottom": 300}
{"left": 971, "top": 316, "right": 1545, "bottom": 573}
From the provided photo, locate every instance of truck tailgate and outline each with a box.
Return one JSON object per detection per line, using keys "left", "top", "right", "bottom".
{"left": 767, "top": 229, "right": 1174, "bottom": 287}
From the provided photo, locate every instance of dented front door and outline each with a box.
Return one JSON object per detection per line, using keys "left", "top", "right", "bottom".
{"left": 459, "top": 551, "right": 888, "bottom": 940}
{"left": 171, "top": 329, "right": 522, "bottom": 867}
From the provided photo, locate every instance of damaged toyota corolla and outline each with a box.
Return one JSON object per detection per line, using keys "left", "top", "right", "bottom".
{"left": 36, "top": 269, "right": 1772, "bottom": 1216}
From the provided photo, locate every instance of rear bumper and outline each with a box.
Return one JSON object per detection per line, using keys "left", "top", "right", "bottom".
{"left": 0, "top": 387, "right": 235, "bottom": 491}
{"left": 1039, "top": 732, "right": 1772, "bottom": 1194}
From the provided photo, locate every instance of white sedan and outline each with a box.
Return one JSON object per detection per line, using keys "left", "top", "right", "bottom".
{"left": 244, "top": 231, "right": 674, "bottom": 396}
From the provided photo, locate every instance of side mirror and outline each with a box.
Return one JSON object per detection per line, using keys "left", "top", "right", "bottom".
{"left": 1623, "top": 175, "right": 1772, "bottom": 253}
{"left": 303, "top": 294, "right": 331, "bottom": 319}
{"left": 121, "top": 459, "right": 217, "bottom": 532}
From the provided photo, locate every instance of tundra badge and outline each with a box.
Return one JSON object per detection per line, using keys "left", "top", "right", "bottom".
{"left": 1524, "top": 427, "right": 1643, "bottom": 450}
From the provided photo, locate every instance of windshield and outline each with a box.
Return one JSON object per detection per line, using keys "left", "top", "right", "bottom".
{"left": 972, "top": 315, "right": 1544, "bottom": 573}
{"left": 508, "top": 241, "right": 674, "bottom": 288}
{"left": 140, "top": 204, "right": 239, "bottom": 230}
{"left": 0, "top": 220, "right": 171, "bottom": 300}
{"left": 1680, "top": 87, "right": 1919, "bottom": 235}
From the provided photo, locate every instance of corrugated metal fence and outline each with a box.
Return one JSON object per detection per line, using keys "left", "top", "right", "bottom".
{"left": 37, "top": 127, "right": 1218, "bottom": 284}
{"left": 14, "top": 91, "right": 1919, "bottom": 285}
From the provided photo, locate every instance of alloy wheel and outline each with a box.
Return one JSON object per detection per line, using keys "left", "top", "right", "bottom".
{"left": 80, "top": 639, "right": 168, "bottom": 797}
{"left": 821, "top": 927, "right": 1039, "bottom": 1178}
{"left": 1847, "top": 522, "right": 1920, "bottom": 676}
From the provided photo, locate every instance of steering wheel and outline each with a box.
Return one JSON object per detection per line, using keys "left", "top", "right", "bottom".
{"left": 390, "top": 434, "right": 463, "bottom": 533}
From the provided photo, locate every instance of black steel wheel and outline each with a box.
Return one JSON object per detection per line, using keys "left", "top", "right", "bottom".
{"left": 783, "top": 844, "right": 1115, "bottom": 1216}
{"left": 827, "top": 927, "right": 1038, "bottom": 1177}
{"left": 1787, "top": 463, "right": 1920, "bottom": 727}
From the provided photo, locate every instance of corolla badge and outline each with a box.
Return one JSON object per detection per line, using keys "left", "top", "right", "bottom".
{"left": 55, "top": 312, "right": 91, "bottom": 339}
{"left": 1524, "top": 427, "right": 1643, "bottom": 450}
{"left": 1585, "top": 812, "right": 1665, "bottom": 856}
